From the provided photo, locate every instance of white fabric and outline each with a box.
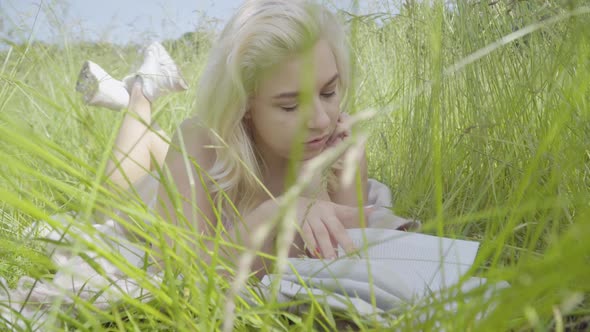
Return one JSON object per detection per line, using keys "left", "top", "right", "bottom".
{"left": 0, "top": 179, "right": 501, "bottom": 330}
{"left": 366, "top": 179, "right": 421, "bottom": 230}
{"left": 0, "top": 215, "right": 162, "bottom": 331}
{"left": 256, "top": 229, "right": 509, "bottom": 321}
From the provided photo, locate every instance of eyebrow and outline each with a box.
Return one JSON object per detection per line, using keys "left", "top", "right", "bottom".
{"left": 272, "top": 73, "right": 340, "bottom": 100}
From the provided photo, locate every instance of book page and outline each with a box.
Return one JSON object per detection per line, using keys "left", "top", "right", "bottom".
{"left": 343, "top": 229, "right": 480, "bottom": 293}
{"left": 285, "top": 229, "right": 480, "bottom": 297}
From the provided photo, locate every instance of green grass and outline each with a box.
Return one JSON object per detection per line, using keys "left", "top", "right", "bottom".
{"left": 1, "top": 0, "right": 590, "bottom": 331}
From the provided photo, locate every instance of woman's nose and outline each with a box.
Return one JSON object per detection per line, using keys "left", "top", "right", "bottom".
{"left": 307, "top": 99, "right": 331, "bottom": 130}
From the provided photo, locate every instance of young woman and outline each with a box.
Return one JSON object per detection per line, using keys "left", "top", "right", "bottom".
{"left": 77, "top": 0, "right": 370, "bottom": 275}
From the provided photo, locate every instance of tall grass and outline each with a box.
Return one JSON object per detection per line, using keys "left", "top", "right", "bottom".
{"left": 1, "top": 0, "right": 589, "bottom": 330}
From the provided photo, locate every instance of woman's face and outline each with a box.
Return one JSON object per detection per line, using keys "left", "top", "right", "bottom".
{"left": 248, "top": 39, "right": 341, "bottom": 167}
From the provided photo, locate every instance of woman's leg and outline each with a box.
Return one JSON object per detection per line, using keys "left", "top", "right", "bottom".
{"left": 105, "top": 77, "right": 170, "bottom": 190}
{"left": 76, "top": 42, "right": 187, "bottom": 191}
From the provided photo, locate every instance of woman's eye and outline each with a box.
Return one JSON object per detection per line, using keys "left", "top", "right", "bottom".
{"left": 281, "top": 105, "right": 298, "bottom": 112}
{"left": 321, "top": 91, "right": 336, "bottom": 98}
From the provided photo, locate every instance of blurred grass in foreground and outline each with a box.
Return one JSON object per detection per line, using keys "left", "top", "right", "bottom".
{"left": 1, "top": 0, "right": 589, "bottom": 330}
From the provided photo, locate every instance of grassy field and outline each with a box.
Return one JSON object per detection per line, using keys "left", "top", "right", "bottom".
{"left": 1, "top": 0, "right": 589, "bottom": 331}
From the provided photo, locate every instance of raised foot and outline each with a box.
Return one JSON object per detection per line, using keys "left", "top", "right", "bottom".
{"left": 76, "top": 60, "right": 130, "bottom": 111}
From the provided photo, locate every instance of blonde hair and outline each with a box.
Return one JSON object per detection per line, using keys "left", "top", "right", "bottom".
{"left": 195, "top": 0, "right": 350, "bottom": 216}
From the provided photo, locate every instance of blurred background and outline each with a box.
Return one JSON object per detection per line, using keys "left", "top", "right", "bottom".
{"left": 1, "top": 0, "right": 396, "bottom": 47}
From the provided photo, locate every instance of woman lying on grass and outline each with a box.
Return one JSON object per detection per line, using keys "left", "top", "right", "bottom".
{"left": 77, "top": 0, "right": 372, "bottom": 277}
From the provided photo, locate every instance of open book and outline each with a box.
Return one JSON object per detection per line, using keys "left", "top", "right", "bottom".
{"left": 260, "top": 228, "right": 481, "bottom": 313}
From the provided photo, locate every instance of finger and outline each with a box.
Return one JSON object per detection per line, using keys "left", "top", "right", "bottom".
{"left": 329, "top": 113, "right": 351, "bottom": 139}
{"left": 337, "top": 111, "right": 375, "bottom": 137}
{"left": 332, "top": 203, "right": 375, "bottom": 228}
{"left": 329, "top": 232, "right": 338, "bottom": 249}
{"left": 326, "top": 134, "right": 344, "bottom": 148}
{"left": 323, "top": 215, "right": 356, "bottom": 254}
{"left": 327, "top": 128, "right": 344, "bottom": 147}
{"left": 337, "top": 112, "right": 352, "bottom": 129}
{"left": 340, "top": 130, "right": 350, "bottom": 139}
{"left": 332, "top": 123, "right": 351, "bottom": 138}
{"left": 301, "top": 222, "right": 318, "bottom": 258}
{"left": 326, "top": 135, "right": 335, "bottom": 147}
{"left": 310, "top": 221, "right": 336, "bottom": 259}
{"left": 347, "top": 111, "right": 375, "bottom": 127}
{"left": 338, "top": 112, "right": 350, "bottom": 123}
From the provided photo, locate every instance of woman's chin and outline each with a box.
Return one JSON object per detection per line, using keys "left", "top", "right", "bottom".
{"left": 301, "top": 149, "right": 324, "bottom": 161}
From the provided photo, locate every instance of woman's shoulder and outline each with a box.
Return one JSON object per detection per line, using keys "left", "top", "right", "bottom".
{"left": 177, "top": 115, "right": 211, "bottom": 139}
{"left": 171, "top": 115, "right": 216, "bottom": 168}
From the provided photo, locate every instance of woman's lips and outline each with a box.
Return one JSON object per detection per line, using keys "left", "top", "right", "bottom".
{"left": 305, "top": 135, "right": 328, "bottom": 150}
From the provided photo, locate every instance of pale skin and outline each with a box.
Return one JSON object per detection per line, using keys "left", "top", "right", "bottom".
{"left": 106, "top": 39, "right": 369, "bottom": 275}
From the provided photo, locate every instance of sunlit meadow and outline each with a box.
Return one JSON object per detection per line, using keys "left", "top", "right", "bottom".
{"left": 1, "top": 0, "right": 589, "bottom": 331}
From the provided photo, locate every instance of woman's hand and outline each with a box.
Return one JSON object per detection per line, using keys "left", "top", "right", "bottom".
{"left": 294, "top": 198, "right": 372, "bottom": 259}
{"left": 326, "top": 112, "right": 367, "bottom": 173}
{"left": 326, "top": 112, "right": 352, "bottom": 148}
{"left": 325, "top": 112, "right": 369, "bottom": 205}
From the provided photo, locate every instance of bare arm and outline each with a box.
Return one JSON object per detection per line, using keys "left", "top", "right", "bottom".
{"left": 154, "top": 118, "right": 217, "bottom": 236}
{"left": 325, "top": 112, "right": 369, "bottom": 211}
{"left": 328, "top": 148, "right": 369, "bottom": 209}
{"left": 151, "top": 118, "right": 280, "bottom": 274}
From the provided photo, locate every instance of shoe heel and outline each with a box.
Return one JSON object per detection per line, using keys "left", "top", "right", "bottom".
{"left": 76, "top": 61, "right": 99, "bottom": 103}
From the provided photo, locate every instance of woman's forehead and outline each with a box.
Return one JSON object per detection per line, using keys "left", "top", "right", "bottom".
{"left": 256, "top": 40, "right": 339, "bottom": 98}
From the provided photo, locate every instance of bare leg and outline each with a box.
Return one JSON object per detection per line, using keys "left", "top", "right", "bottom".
{"left": 76, "top": 42, "right": 186, "bottom": 192}
{"left": 105, "top": 77, "right": 170, "bottom": 190}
